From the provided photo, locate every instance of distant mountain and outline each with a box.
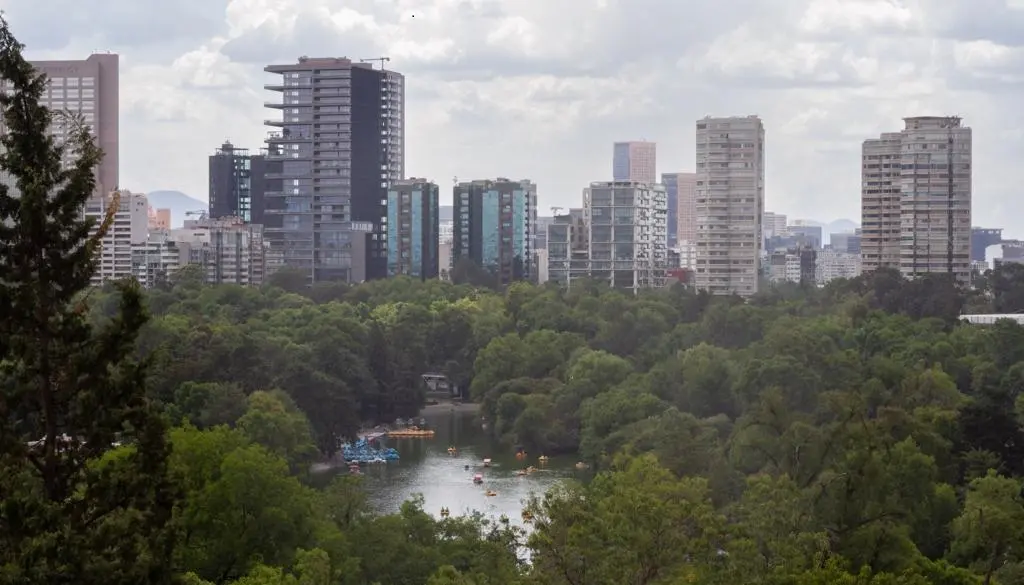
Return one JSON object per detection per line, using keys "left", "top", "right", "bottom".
{"left": 146, "top": 190, "right": 206, "bottom": 228}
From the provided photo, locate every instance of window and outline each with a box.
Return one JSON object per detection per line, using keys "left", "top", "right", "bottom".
{"left": 81, "top": 101, "right": 94, "bottom": 110}
{"left": 66, "top": 77, "right": 78, "bottom": 87}
{"left": 81, "top": 77, "right": 94, "bottom": 87}
{"left": 81, "top": 89, "right": 94, "bottom": 98}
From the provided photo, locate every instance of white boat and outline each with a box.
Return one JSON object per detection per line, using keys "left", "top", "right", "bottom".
{"left": 483, "top": 458, "right": 492, "bottom": 467}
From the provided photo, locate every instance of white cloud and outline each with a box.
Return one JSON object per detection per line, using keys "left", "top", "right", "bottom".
{"left": 1, "top": 0, "right": 1024, "bottom": 234}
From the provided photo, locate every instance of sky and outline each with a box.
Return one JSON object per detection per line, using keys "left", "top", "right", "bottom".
{"left": 2, "top": 0, "right": 1024, "bottom": 233}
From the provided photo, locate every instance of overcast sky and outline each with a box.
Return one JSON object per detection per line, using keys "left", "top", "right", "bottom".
{"left": 3, "top": 0, "right": 1024, "bottom": 233}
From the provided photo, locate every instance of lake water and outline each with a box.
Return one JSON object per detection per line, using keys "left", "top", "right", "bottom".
{"left": 347, "top": 409, "right": 578, "bottom": 525}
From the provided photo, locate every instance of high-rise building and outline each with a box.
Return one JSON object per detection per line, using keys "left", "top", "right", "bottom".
{"left": 452, "top": 178, "right": 537, "bottom": 285}
{"left": 387, "top": 179, "right": 439, "bottom": 279}
{"left": 661, "top": 172, "right": 697, "bottom": 248}
{"left": 861, "top": 117, "right": 972, "bottom": 283}
{"left": 86, "top": 189, "right": 148, "bottom": 285}
{"left": 583, "top": 181, "right": 668, "bottom": 292}
{"left": 546, "top": 208, "right": 589, "bottom": 287}
{"left": 0, "top": 54, "right": 119, "bottom": 196}
{"left": 262, "top": 56, "right": 405, "bottom": 283}
{"left": 763, "top": 211, "right": 788, "bottom": 240}
{"left": 612, "top": 141, "right": 657, "bottom": 184}
{"left": 788, "top": 222, "right": 823, "bottom": 250}
{"left": 830, "top": 231, "right": 861, "bottom": 255}
{"left": 861, "top": 132, "right": 904, "bottom": 274}
{"left": 209, "top": 141, "right": 267, "bottom": 224}
{"left": 694, "top": 115, "right": 765, "bottom": 297}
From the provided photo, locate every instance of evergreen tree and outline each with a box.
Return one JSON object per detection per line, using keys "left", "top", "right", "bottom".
{"left": 0, "top": 17, "right": 179, "bottom": 584}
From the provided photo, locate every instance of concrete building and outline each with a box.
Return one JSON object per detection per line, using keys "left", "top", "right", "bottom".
{"left": 662, "top": 172, "right": 697, "bottom": 249}
{"left": 452, "top": 178, "right": 537, "bottom": 285}
{"left": 763, "top": 211, "right": 787, "bottom": 240}
{"left": 694, "top": 115, "right": 765, "bottom": 297}
{"left": 387, "top": 179, "right": 439, "bottom": 279}
{"left": 898, "top": 117, "right": 972, "bottom": 282}
{"left": 209, "top": 141, "right": 267, "bottom": 224}
{"left": 612, "top": 141, "right": 657, "bottom": 184}
{"left": 583, "top": 181, "right": 668, "bottom": 292}
{"left": 816, "top": 248, "right": 862, "bottom": 284}
{"left": 861, "top": 132, "right": 903, "bottom": 273}
{"left": 1, "top": 54, "right": 119, "bottom": 196}
{"left": 135, "top": 217, "right": 267, "bottom": 287}
{"left": 535, "top": 216, "right": 555, "bottom": 249}
{"left": 861, "top": 117, "right": 972, "bottom": 283}
{"left": 148, "top": 207, "right": 171, "bottom": 230}
{"left": 86, "top": 189, "right": 148, "bottom": 285}
{"left": 262, "top": 56, "right": 404, "bottom": 283}
{"left": 546, "top": 208, "right": 589, "bottom": 287}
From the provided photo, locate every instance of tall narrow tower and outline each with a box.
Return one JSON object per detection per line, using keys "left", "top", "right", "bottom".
{"left": 694, "top": 115, "right": 765, "bottom": 297}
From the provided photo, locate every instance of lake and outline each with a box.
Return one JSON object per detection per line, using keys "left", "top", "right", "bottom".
{"left": 343, "top": 407, "right": 578, "bottom": 526}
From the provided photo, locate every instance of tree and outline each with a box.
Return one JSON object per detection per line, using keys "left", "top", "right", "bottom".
{"left": 0, "top": 18, "right": 178, "bottom": 584}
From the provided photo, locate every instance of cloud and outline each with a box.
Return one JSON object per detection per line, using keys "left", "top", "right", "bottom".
{"left": 1, "top": 0, "right": 1024, "bottom": 236}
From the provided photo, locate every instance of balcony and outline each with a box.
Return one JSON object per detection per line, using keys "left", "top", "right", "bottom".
{"left": 264, "top": 83, "right": 286, "bottom": 92}
{"left": 264, "top": 119, "right": 285, "bottom": 127}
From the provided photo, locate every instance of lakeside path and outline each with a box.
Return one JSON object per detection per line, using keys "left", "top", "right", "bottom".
{"left": 419, "top": 401, "right": 481, "bottom": 416}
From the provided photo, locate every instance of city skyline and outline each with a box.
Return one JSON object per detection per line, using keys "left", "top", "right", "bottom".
{"left": 6, "top": 1, "right": 1024, "bottom": 237}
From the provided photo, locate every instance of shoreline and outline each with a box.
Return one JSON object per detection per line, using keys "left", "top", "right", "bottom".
{"left": 419, "top": 401, "right": 481, "bottom": 415}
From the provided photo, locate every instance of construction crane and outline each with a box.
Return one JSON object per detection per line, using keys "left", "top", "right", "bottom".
{"left": 185, "top": 209, "right": 209, "bottom": 221}
{"left": 359, "top": 57, "right": 391, "bottom": 69}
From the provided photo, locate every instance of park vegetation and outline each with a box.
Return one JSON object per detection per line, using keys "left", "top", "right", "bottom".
{"left": 4, "top": 15, "right": 1024, "bottom": 585}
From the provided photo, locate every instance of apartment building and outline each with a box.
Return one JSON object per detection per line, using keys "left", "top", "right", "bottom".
{"left": 86, "top": 189, "right": 148, "bottom": 285}
{"left": 262, "top": 56, "right": 404, "bottom": 283}
{"left": 452, "top": 178, "right": 537, "bottom": 285}
{"left": 861, "top": 132, "right": 904, "bottom": 273}
{"left": 816, "top": 249, "right": 863, "bottom": 284}
{"left": 136, "top": 217, "right": 267, "bottom": 287}
{"left": 386, "top": 179, "right": 440, "bottom": 279}
{"left": 612, "top": 141, "right": 657, "bottom": 184}
{"left": 694, "top": 115, "right": 765, "bottom": 297}
{"left": 763, "top": 211, "right": 787, "bottom": 240}
{"left": 583, "top": 181, "right": 668, "bottom": 292}
{"left": 0, "top": 53, "right": 119, "bottom": 196}
{"left": 662, "top": 172, "right": 697, "bottom": 249}
{"left": 546, "top": 208, "right": 589, "bottom": 287}
{"left": 861, "top": 117, "right": 972, "bottom": 283}
{"left": 148, "top": 207, "right": 171, "bottom": 230}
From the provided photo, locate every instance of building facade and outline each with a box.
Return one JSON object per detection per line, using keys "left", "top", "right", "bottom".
{"left": 662, "top": 172, "right": 697, "bottom": 249}
{"left": 387, "top": 179, "right": 439, "bottom": 279}
{"left": 830, "top": 231, "right": 861, "bottom": 255}
{"left": 612, "top": 141, "right": 657, "bottom": 184}
{"left": 763, "top": 211, "right": 787, "bottom": 240}
{"left": 209, "top": 141, "right": 267, "bottom": 224}
{"left": 971, "top": 227, "right": 1003, "bottom": 263}
{"left": 861, "top": 117, "right": 972, "bottom": 283}
{"left": 546, "top": 208, "right": 589, "bottom": 287}
{"left": 861, "top": 132, "right": 903, "bottom": 273}
{"left": 584, "top": 181, "right": 668, "bottom": 292}
{"left": 86, "top": 189, "right": 148, "bottom": 285}
{"left": 1, "top": 54, "right": 119, "bottom": 196}
{"left": 262, "top": 56, "right": 404, "bottom": 283}
{"left": 694, "top": 115, "right": 765, "bottom": 297}
{"left": 452, "top": 178, "right": 537, "bottom": 285}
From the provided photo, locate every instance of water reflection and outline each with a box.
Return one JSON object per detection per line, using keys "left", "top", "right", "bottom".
{"left": 353, "top": 409, "right": 576, "bottom": 525}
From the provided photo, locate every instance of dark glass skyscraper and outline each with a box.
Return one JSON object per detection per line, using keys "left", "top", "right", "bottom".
{"left": 208, "top": 141, "right": 266, "bottom": 224}
{"left": 262, "top": 57, "right": 405, "bottom": 282}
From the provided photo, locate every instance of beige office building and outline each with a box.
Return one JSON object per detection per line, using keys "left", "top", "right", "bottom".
{"left": 0, "top": 54, "right": 118, "bottom": 196}
{"left": 665, "top": 172, "right": 698, "bottom": 245}
{"left": 861, "top": 116, "right": 972, "bottom": 283}
{"left": 694, "top": 115, "right": 765, "bottom": 297}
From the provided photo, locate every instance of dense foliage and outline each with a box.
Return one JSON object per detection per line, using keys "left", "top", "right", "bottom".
{"left": 82, "top": 261, "right": 1024, "bottom": 584}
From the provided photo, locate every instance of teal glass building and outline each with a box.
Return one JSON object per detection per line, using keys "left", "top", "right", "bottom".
{"left": 386, "top": 179, "right": 439, "bottom": 279}
{"left": 452, "top": 178, "right": 537, "bottom": 285}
